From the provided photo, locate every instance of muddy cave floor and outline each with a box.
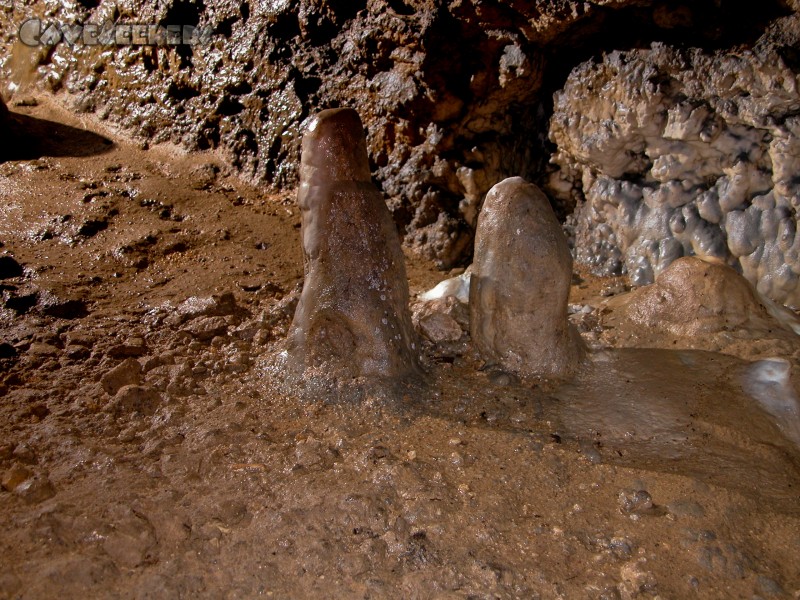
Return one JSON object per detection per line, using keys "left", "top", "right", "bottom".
{"left": 1, "top": 98, "right": 800, "bottom": 600}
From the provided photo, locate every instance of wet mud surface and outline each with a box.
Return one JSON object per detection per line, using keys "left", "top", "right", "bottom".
{"left": 1, "top": 98, "right": 800, "bottom": 599}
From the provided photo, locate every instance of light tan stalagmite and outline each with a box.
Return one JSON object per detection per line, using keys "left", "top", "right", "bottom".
{"left": 287, "top": 107, "right": 420, "bottom": 381}
{"left": 470, "top": 177, "right": 584, "bottom": 379}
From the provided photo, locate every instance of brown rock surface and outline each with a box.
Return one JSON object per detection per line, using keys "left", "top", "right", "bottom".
{"left": 470, "top": 177, "right": 583, "bottom": 379}
{"left": 100, "top": 357, "right": 142, "bottom": 395}
{"left": 615, "top": 257, "right": 788, "bottom": 336}
{"left": 287, "top": 108, "right": 420, "bottom": 382}
{"left": 601, "top": 256, "right": 800, "bottom": 359}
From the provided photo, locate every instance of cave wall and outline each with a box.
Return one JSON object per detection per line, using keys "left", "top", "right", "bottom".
{"left": 547, "top": 38, "right": 800, "bottom": 307}
{"left": 0, "top": 0, "right": 797, "bottom": 272}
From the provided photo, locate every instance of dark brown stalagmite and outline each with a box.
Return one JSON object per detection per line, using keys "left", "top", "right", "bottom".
{"left": 470, "top": 177, "right": 584, "bottom": 380}
{"left": 287, "top": 108, "right": 420, "bottom": 382}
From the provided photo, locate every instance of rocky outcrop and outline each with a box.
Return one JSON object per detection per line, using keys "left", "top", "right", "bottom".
{"left": 598, "top": 256, "right": 800, "bottom": 361}
{"left": 548, "top": 34, "right": 800, "bottom": 306}
{"left": 609, "top": 256, "right": 799, "bottom": 338}
{"left": 0, "top": 0, "right": 791, "bottom": 267}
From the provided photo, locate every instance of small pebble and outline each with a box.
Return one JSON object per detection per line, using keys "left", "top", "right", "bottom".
{"left": 610, "top": 537, "right": 633, "bottom": 559}
{"left": 14, "top": 473, "right": 56, "bottom": 503}
{"left": 619, "top": 489, "right": 654, "bottom": 514}
{"left": 1, "top": 463, "right": 32, "bottom": 491}
{"left": 756, "top": 575, "right": 784, "bottom": 597}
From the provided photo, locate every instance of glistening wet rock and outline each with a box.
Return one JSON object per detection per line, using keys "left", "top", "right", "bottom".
{"left": 470, "top": 177, "right": 584, "bottom": 380}
{"left": 4, "top": 1, "right": 789, "bottom": 268}
{"left": 287, "top": 108, "right": 420, "bottom": 383}
{"left": 38, "top": 291, "right": 88, "bottom": 319}
{"left": 598, "top": 256, "right": 800, "bottom": 361}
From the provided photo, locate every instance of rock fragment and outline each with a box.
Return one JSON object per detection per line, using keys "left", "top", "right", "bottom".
{"left": 3, "top": 464, "right": 55, "bottom": 503}
{"left": 1, "top": 463, "right": 32, "bottom": 492}
{"left": 470, "top": 177, "right": 584, "bottom": 380}
{"left": 11, "top": 443, "right": 36, "bottom": 464}
{"left": 65, "top": 332, "right": 96, "bottom": 348}
{"left": 14, "top": 472, "right": 56, "bottom": 504}
{"left": 183, "top": 316, "right": 228, "bottom": 342}
{"left": 287, "top": 108, "right": 420, "bottom": 382}
{"left": 27, "top": 342, "right": 59, "bottom": 358}
{"left": 106, "top": 385, "right": 162, "bottom": 417}
{"left": 418, "top": 311, "right": 464, "bottom": 345}
{"left": 170, "top": 292, "right": 238, "bottom": 326}
{"left": 107, "top": 337, "right": 147, "bottom": 358}
{"left": 411, "top": 295, "right": 470, "bottom": 359}
{"left": 100, "top": 358, "right": 142, "bottom": 395}
{"left": 38, "top": 293, "right": 88, "bottom": 319}
{"left": 619, "top": 489, "right": 655, "bottom": 515}
{"left": 100, "top": 505, "right": 157, "bottom": 569}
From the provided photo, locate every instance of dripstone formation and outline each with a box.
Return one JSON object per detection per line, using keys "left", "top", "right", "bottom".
{"left": 470, "top": 177, "right": 584, "bottom": 380}
{"left": 287, "top": 108, "right": 420, "bottom": 383}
